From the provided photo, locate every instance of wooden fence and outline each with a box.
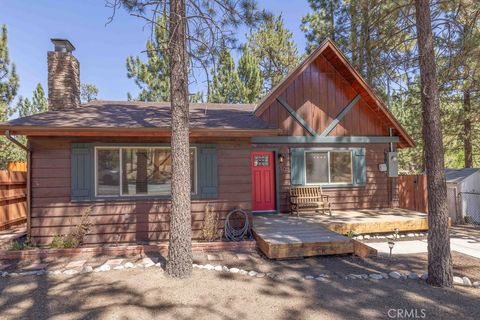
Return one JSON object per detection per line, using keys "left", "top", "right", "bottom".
{"left": 7, "top": 161, "right": 27, "bottom": 172}
{"left": 0, "top": 170, "right": 27, "bottom": 230}
{"left": 398, "top": 175, "right": 428, "bottom": 213}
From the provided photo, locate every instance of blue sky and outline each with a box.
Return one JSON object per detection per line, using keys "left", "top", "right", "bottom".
{"left": 1, "top": 0, "right": 310, "bottom": 104}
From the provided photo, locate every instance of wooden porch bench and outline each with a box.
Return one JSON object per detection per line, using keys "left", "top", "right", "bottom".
{"left": 290, "top": 186, "right": 332, "bottom": 216}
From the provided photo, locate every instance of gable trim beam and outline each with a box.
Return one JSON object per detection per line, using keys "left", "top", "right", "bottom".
{"left": 276, "top": 96, "right": 317, "bottom": 137}
{"left": 320, "top": 94, "right": 361, "bottom": 137}
{"left": 251, "top": 136, "right": 399, "bottom": 144}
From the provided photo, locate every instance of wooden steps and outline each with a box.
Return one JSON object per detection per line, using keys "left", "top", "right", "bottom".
{"left": 252, "top": 209, "right": 428, "bottom": 259}
{"left": 252, "top": 215, "right": 354, "bottom": 259}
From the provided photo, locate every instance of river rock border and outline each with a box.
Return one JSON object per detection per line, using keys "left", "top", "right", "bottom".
{"left": 1, "top": 261, "right": 478, "bottom": 289}
{"left": 352, "top": 231, "right": 428, "bottom": 241}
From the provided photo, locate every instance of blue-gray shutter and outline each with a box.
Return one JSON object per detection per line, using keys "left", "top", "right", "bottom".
{"left": 352, "top": 147, "right": 367, "bottom": 186}
{"left": 71, "top": 143, "right": 93, "bottom": 201}
{"left": 290, "top": 148, "right": 305, "bottom": 185}
{"left": 197, "top": 144, "right": 218, "bottom": 198}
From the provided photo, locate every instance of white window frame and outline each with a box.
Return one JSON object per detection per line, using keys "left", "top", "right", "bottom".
{"left": 94, "top": 146, "right": 197, "bottom": 197}
{"left": 304, "top": 150, "right": 353, "bottom": 186}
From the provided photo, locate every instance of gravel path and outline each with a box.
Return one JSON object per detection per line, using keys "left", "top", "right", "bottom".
{"left": 1, "top": 256, "right": 479, "bottom": 320}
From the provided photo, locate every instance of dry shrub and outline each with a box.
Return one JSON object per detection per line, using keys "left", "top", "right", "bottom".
{"left": 50, "top": 206, "right": 93, "bottom": 248}
{"left": 202, "top": 203, "right": 218, "bottom": 241}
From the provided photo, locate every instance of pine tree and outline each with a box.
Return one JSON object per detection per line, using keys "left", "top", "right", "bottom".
{"left": 247, "top": 14, "right": 299, "bottom": 91}
{"left": 415, "top": 0, "right": 453, "bottom": 287}
{"left": 0, "top": 24, "right": 21, "bottom": 169}
{"left": 80, "top": 83, "right": 99, "bottom": 103}
{"left": 301, "top": 0, "right": 415, "bottom": 90}
{"left": 238, "top": 45, "right": 262, "bottom": 103}
{"left": 115, "top": 0, "right": 263, "bottom": 278}
{"left": 208, "top": 47, "right": 245, "bottom": 103}
{"left": 15, "top": 83, "right": 48, "bottom": 117}
{"left": 391, "top": 82, "right": 424, "bottom": 173}
{"left": 436, "top": 1, "right": 480, "bottom": 168}
{"left": 0, "top": 25, "right": 19, "bottom": 109}
{"left": 126, "top": 15, "right": 170, "bottom": 102}
{"left": 301, "top": 0, "right": 348, "bottom": 53}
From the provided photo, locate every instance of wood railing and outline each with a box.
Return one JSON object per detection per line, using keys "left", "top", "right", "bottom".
{"left": 0, "top": 170, "right": 27, "bottom": 230}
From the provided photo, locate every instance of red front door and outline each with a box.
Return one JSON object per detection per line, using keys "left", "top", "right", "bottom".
{"left": 251, "top": 151, "right": 276, "bottom": 211}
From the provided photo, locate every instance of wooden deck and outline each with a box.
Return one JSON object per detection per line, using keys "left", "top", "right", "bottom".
{"left": 315, "top": 208, "right": 429, "bottom": 235}
{"left": 252, "top": 208, "right": 428, "bottom": 259}
{"left": 252, "top": 215, "right": 354, "bottom": 259}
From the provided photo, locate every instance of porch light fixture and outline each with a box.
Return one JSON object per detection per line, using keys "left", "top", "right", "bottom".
{"left": 278, "top": 153, "right": 284, "bottom": 163}
{"left": 388, "top": 241, "right": 395, "bottom": 258}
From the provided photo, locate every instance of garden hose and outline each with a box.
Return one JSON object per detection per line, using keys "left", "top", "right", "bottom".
{"left": 224, "top": 208, "right": 252, "bottom": 241}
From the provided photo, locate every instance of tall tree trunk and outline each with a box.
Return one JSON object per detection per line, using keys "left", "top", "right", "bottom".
{"left": 329, "top": 1, "right": 335, "bottom": 41}
{"left": 363, "top": 1, "right": 373, "bottom": 87}
{"left": 415, "top": 0, "right": 452, "bottom": 287}
{"left": 463, "top": 89, "right": 473, "bottom": 168}
{"left": 359, "top": 2, "right": 369, "bottom": 81}
{"left": 349, "top": 0, "right": 359, "bottom": 69}
{"left": 166, "top": 0, "right": 192, "bottom": 278}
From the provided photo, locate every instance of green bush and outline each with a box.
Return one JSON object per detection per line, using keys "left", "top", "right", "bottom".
{"left": 8, "top": 240, "right": 24, "bottom": 251}
{"left": 8, "top": 238, "right": 34, "bottom": 251}
{"left": 50, "top": 235, "right": 74, "bottom": 248}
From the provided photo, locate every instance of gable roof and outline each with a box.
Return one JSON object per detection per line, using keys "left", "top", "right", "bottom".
{"left": 254, "top": 38, "right": 415, "bottom": 148}
{"left": 0, "top": 100, "right": 279, "bottom": 137}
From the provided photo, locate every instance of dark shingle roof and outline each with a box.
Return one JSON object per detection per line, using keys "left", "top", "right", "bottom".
{"left": 1, "top": 100, "right": 275, "bottom": 130}
{"left": 445, "top": 168, "right": 480, "bottom": 183}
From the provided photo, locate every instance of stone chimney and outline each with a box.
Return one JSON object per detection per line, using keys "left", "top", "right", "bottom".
{"left": 48, "top": 39, "right": 80, "bottom": 111}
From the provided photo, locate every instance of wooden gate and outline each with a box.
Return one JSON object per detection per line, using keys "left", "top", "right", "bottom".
{"left": 398, "top": 175, "right": 428, "bottom": 213}
{"left": 0, "top": 171, "right": 27, "bottom": 230}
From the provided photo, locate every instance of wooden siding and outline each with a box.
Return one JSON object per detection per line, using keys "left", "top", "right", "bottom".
{"left": 259, "top": 54, "right": 389, "bottom": 137}
{"left": 29, "top": 137, "right": 252, "bottom": 245}
{"left": 253, "top": 143, "right": 398, "bottom": 212}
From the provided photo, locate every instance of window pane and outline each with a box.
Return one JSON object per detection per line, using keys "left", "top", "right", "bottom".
{"left": 96, "top": 149, "right": 120, "bottom": 195}
{"left": 254, "top": 155, "right": 269, "bottom": 166}
{"left": 330, "top": 151, "right": 352, "bottom": 183}
{"left": 121, "top": 148, "right": 170, "bottom": 196}
{"left": 121, "top": 148, "right": 196, "bottom": 196}
{"left": 305, "top": 152, "right": 328, "bottom": 184}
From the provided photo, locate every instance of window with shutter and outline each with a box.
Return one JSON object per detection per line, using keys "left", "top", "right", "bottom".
{"left": 70, "top": 143, "right": 218, "bottom": 201}
{"left": 290, "top": 147, "right": 366, "bottom": 187}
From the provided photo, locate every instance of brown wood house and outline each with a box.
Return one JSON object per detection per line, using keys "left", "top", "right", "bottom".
{"left": 0, "top": 38, "right": 414, "bottom": 246}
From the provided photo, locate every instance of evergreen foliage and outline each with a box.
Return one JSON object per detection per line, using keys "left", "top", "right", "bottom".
{"left": 246, "top": 14, "right": 299, "bottom": 91}
{"left": 80, "top": 83, "right": 99, "bottom": 103}
{"left": 126, "top": 16, "right": 170, "bottom": 102}
{"left": 208, "top": 47, "right": 245, "bottom": 103}
{"left": 15, "top": 83, "right": 48, "bottom": 117}
{"left": 301, "top": 0, "right": 480, "bottom": 172}
{"left": 0, "top": 25, "right": 19, "bottom": 108}
{"left": 0, "top": 24, "right": 21, "bottom": 169}
{"left": 238, "top": 45, "right": 262, "bottom": 103}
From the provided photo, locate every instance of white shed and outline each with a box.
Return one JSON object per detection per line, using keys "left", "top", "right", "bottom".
{"left": 445, "top": 168, "right": 480, "bottom": 224}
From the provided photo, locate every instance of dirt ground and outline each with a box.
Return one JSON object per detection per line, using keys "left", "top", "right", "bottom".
{"left": 1, "top": 251, "right": 479, "bottom": 320}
